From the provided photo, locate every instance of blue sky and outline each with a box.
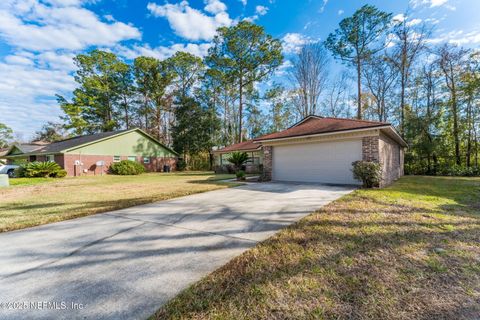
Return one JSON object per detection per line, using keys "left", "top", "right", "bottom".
{"left": 0, "top": 0, "right": 479, "bottom": 140}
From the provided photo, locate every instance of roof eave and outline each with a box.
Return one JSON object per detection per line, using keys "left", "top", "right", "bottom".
{"left": 255, "top": 125, "right": 391, "bottom": 143}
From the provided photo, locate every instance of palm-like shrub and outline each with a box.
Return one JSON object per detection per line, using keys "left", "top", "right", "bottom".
{"left": 20, "top": 161, "right": 67, "bottom": 178}
{"left": 110, "top": 160, "right": 145, "bottom": 175}
{"left": 226, "top": 152, "right": 249, "bottom": 172}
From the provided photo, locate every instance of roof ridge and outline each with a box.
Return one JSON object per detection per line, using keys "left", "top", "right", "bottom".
{"left": 321, "top": 116, "right": 389, "bottom": 125}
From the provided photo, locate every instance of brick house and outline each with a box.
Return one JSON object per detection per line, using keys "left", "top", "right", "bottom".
{"left": 5, "top": 128, "right": 178, "bottom": 176}
{"left": 214, "top": 115, "right": 407, "bottom": 187}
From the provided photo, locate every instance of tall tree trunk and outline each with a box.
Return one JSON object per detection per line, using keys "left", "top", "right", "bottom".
{"left": 451, "top": 88, "right": 461, "bottom": 165}
{"left": 238, "top": 76, "right": 243, "bottom": 143}
{"left": 400, "top": 73, "right": 406, "bottom": 136}
{"left": 356, "top": 59, "right": 362, "bottom": 119}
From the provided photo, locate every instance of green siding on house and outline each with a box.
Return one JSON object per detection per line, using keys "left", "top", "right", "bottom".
{"left": 8, "top": 146, "right": 24, "bottom": 155}
{"left": 64, "top": 131, "right": 176, "bottom": 157}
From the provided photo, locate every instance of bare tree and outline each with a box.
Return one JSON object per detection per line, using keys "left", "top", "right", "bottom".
{"left": 363, "top": 53, "right": 398, "bottom": 122}
{"left": 389, "top": 14, "right": 429, "bottom": 134}
{"left": 290, "top": 42, "right": 330, "bottom": 117}
{"left": 322, "top": 72, "right": 350, "bottom": 117}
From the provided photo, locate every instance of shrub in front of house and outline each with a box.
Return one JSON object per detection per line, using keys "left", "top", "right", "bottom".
{"left": 110, "top": 160, "right": 145, "bottom": 175}
{"left": 17, "top": 161, "right": 67, "bottom": 178}
{"left": 236, "top": 170, "right": 246, "bottom": 181}
{"left": 352, "top": 160, "right": 382, "bottom": 188}
{"left": 176, "top": 159, "right": 187, "bottom": 171}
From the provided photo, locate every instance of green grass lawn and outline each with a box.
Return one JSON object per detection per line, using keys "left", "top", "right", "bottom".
{"left": 154, "top": 176, "right": 480, "bottom": 320}
{"left": 0, "top": 172, "right": 238, "bottom": 232}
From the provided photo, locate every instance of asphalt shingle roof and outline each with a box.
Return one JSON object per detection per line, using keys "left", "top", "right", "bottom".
{"left": 215, "top": 139, "right": 262, "bottom": 153}
{"left": 26, "top": 130, "right": 129, "bottom": 154}
{"left": 255, "top": 116, "right": 389, "bottom": 141}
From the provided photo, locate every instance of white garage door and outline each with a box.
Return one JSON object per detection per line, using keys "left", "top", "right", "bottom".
{"left": 272, "top": 139, "right": 362, "bottom": 185}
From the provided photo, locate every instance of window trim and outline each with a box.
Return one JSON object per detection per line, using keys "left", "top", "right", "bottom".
{"left": 128, "top": 156, "right": 136, "bottom": 162}
{"left": 143, "top": 157, "right": 150, "bottom": 164}
{"left": 113, "top": 155, "right": 121, "bottom": 163}
{"left": 46, "top": 155, "right": 54, "bottom": 162}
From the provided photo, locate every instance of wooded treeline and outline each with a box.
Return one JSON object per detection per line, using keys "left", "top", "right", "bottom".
{"left": 27, "top": 5, "right": 479, "bottom": 174}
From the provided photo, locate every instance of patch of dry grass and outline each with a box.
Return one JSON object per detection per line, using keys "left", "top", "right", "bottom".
{"left": 153, "top": 176, "right": 480, "bottom": 320}
{"left": 0, "top": 172, "right": 237, "bottom": 232}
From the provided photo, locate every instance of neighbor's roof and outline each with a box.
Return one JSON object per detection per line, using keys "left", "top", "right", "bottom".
{"left": 214, "top": 139, "right": 262, "bottom": 153}
{"left": 29, "top": 130, "right": 130, "bottom": 154}
{"left": 6, "top": 128, "right": 178, "bottom": 157}
{"left": 0, "top": 148, "right": 9, "bottom": 157}
{"left": 255, "top": 116, "right": 391, "bottom": 142}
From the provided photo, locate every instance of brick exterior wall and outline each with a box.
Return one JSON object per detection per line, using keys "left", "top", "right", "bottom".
{"left": 362, "top": 136, "right": 379, "bottom": 162}
{"left": 379, "top": 134, "right": 404, "bottom": 187}
{"left": 58, "top": 154, "right": 177, "bottom": 176}
{"left": 261, "top": 146, "right": 272, "bottom": 181}
{"left": 362, "top": 134, "right": 404, "bottom": 187}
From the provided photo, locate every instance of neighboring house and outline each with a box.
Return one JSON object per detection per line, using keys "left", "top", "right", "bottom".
{"left": 213, "top": 140, "right": 263, "bottom": 173}
{"left": 214, "top": 115, "right": 407, "bottom": 187}
{"left": 4, "top": 128, "right": 178, "bottom": 176}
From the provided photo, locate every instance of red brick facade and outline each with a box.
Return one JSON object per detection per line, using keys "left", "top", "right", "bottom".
{"left": 57, "top": 154, "right": 177, "bottom": 176}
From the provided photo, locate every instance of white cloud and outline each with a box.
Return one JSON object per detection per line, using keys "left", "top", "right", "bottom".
{"left": 393, "top": 13, "right": 406, "bottom": 22}
{"left": 338, "top": 9, "right": 344, "bottom": 15}
{"left": 204, "top": 0, "right": 227, "bottom": 14}
{"left": 319, "top": 0, "right": 328, "bottom": 13}
{"left": 429, "top": 29, "right": 480, "bottom": 45}
{"left": 410, "top": 0, "right": 455, "bottom": 10}
{"left": 115, "top": 43, "right": 212, "bottom": 60}
{"left": 0, "top": 0, "right": 142, "bottom": 138}
{"left": 239, "top": 0, "right": 247, "bottom": 5}
{"left": 255, "top": 5, "right": 268, "bottom": 16}
{"left": 0, "top": 0, "right": 141, "bottom": 51}
{"left": 0, "top": 52, "right": 77, "bottom": 139}
{"left": 147, "top": 1, "right": 232, "bottom": 41}
{"left": 281, "top": 33, "right": 314, "bottom": 54}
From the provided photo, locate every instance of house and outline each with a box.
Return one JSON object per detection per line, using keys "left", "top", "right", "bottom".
{"left": 214, "top": 115, "right": 407, "bottom": 187}
{"left": 213, "top": 140, "right": 263, "bottom": 173}
{"left": 4, "top": 128, "right": 178, "bottom": 176}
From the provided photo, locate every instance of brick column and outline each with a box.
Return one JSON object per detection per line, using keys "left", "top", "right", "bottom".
{"left": 261, "top": 146, "right": 272, "bottom": 181}
{"left": 362, "top": 136, "right": 379, "bottom": 162}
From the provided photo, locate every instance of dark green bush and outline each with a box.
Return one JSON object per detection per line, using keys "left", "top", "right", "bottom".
{"left": 236, "top": 170, "right": 246, "bottom": 180}
{"left": 110, "top": 160, "right": 145, "bottom": 175}
{"left": 352, "top": 160, "right": 382, "bottom": 188}
{"left": 405, "top": 162, "right": 480, "bottom": 176}
{"left": 18, "top": 161, "right": 66, "bottom": 178}
{"left": 176, "top": 159, "right": 187, "bottom": 171}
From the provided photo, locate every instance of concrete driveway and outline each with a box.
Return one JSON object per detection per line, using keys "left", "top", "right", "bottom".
{"left": 0, "top": 182, "right": 354, "bottom": 320}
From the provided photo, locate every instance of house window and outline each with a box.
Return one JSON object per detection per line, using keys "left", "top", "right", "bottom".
{"left": 128, "top": 156, "right": 136, "bottom": 162}
{"left": 143, "top": 157, "right": 150, "bottom": 164}
{"left": 113, "top": 155, "right": 121, "bottom": 162}
{"left": 29, "top": 155, "right": 36, "bottom": 162}
{"left": 46, "top": 155, "right": 54, "bottom": 162}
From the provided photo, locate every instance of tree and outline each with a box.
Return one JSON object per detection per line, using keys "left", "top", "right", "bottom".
{"left": 322, "top": 72, "right": 351, "bottom": 117}
{"left": 206, "top": 21, "right": 283, "bottom": 142}
{"left": 167, "top": 52, "right": 205, "bottom": 99}
{"left": 59, "top": 50, "right": 130, "bottom": 133}
{"left": 171, "top": 96, "right": 219, "bottom": 163}
{"left": 437, "top": 44, "right": 470, "bottom": 166}
{"left": 33, "top": 122, "right": 69, "bottom": 142}
{"left": 264, "top": 84, "right": 293, "bottom": 133}
{"left": 290, "top": 42, "right": 330, "bottom": 117}
{"left": 389, "top": 14, "right": 428, "bottom": 134}
{"left": 325, "top": 5, "right": 392, "bottom": 119}
{"left": 133, "top": 56, "right": 173, "bottom": 142}
{"left": 0, "top": 123, "right": 13, "bottom": 148}
{"left": 362, "top": 53, "right": 398, "bottom": 122}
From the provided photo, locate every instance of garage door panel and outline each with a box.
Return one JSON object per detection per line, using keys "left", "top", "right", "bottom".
{"left": 272, "top": 139, "right": 362, "bottom": 185}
